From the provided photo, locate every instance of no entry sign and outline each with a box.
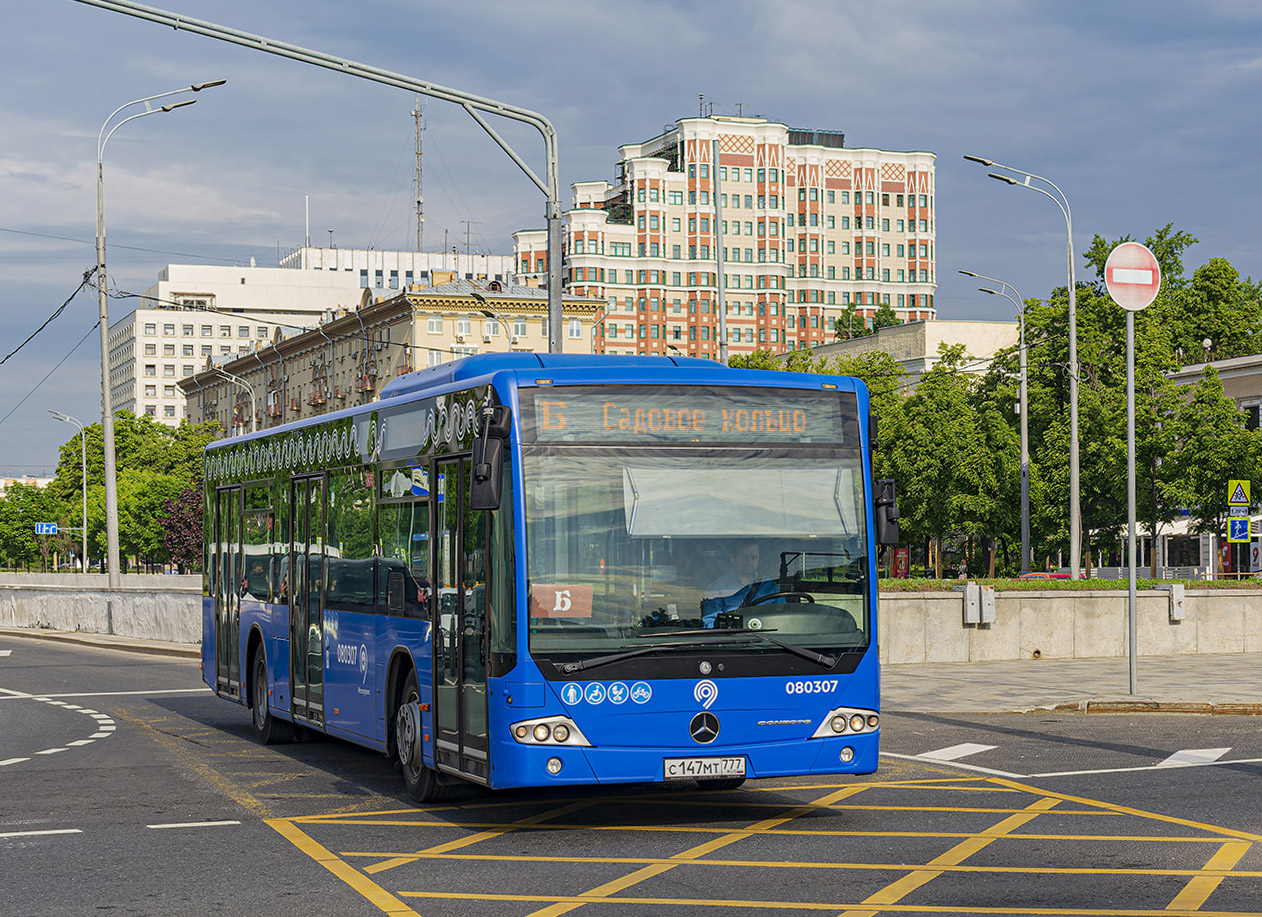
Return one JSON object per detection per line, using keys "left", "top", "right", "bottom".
{"left": 1104, "top": 242, "right": 1161, "bottom": 312}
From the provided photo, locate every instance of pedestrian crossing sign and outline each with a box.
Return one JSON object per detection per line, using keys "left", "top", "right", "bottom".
{"left": 1228, "top": 479, "right": 1250, "bottom": 506}
{"left": 1228, "top": 518, "right": 1251, "bottom": 544}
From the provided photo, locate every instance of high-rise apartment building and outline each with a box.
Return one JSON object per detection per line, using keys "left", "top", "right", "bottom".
{"left": 514, "top": 115, "right": 936, "bottom": 357}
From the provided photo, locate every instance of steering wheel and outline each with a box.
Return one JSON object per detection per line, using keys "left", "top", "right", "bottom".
{"left": 748, "top": 590, "right": 815, "bottom": 605}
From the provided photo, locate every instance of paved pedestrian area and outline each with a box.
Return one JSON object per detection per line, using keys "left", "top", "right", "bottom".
{"left": 884, "top": 653, "right": 1262, "bottom": 714}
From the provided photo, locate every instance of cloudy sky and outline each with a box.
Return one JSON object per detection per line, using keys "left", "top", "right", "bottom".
{"left": 2, "top": 0, "right": 1261, "bottom": 474}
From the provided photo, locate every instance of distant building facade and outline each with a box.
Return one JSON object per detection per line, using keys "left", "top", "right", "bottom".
{"left": 113, "top": 249, "right": 521, "bottom": 426}
{"left": 514, "top": 114, "right": 936, "bottom": 358}
{"left": 803, "top": 319, "right": 1018, "bottom": 388}
{"left": 178, "top": 280, "right": 599, "bottom": 435}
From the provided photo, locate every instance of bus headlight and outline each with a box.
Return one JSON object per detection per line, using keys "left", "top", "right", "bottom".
{"left": 510, "top": 716, "right": 592, "bottom": 747}
{"left": 811, "top": 706, "right": 879, "bottom": 739}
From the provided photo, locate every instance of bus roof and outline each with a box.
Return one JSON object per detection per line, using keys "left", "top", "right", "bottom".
{"left": 378, "top": 352, "right": 716, "bottom": 399}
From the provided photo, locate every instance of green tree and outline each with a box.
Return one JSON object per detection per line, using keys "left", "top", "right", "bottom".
{"left": 1170, "top": 367, "right": 1262, "bottom": 555}
{"left": 0, "top": 483, "right": 61, "bottom": 570}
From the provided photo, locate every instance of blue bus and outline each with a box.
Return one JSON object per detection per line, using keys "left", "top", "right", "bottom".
{"left": 201, "top": 353, "right": 897, "bottom": 800}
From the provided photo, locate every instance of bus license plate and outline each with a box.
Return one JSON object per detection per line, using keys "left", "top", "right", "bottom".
{"left": 663, "top": 756, "right": 746, "bottom": 780}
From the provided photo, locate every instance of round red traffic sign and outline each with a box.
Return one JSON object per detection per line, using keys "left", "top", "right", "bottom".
{"left": 1104, "top": 241, "right": 1161, "bottom": 312}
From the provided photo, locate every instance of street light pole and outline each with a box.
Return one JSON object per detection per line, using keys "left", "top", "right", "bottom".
{"left": 96, "top": 80, "right": 225, "bottom": 587}
{"left": 49, "top": 411, "right": 88, "bottom": 574}
{"left": 965, "top": 155, "right": 1080, "bottom": 578}
{"left": 963, "top": 271, "right": 1030, "bottom": 575}
{"left": 212, "top": 367, "right": 257, "bottom": 434}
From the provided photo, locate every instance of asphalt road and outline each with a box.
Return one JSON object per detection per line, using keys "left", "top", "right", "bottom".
{"left": 2, "top": 634, "right": 1260, "bottom": 916}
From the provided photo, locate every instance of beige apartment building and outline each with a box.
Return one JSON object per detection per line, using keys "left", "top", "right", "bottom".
{"left": 179, "top": 279, "right": 599, "bottom": 435}
{"left": 515, "top": 114, "right": 936, "bottom": 358}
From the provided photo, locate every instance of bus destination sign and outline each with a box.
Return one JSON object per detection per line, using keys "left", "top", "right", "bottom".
{"left": 525, "top": 387, "right": 852, "bottom": 445}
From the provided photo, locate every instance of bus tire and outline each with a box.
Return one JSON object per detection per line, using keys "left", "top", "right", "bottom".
{"left": 250, "top": 649, "right": 295, "bottom": 745}
{"left": 397, "top": 670, "right": 450, "bottom": 802}
{"left": 695, "top": 777, "right": 746, "bottom": 791}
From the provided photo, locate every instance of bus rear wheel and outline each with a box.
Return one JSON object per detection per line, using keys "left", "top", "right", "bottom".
{"left": 250, "top": 650, "right": 295, "bottom": 745}
{"left": 397, "top": 670, "right": 451, "bottom": 803}
{"left": 695, "top": 777, "right": 746, "bottom": 791}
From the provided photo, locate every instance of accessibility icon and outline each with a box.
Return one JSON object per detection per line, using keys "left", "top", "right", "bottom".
{"left": 584, "top": 683, "right": 607, "bottom": 705}
{"left": 607, "top": 682, "right": 629, "bottom": 705}
{"left": 561, "top": 683, "right": 582, "bottom": 705}
{"left": 630, "top": 681, "right": 652, "bottom": 704}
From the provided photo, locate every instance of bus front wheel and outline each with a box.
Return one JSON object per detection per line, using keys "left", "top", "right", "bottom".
{"left": 396, "top": 670, "right": 450, "bottom": 802}
{"left": 250, "top": 650, "right": 295, "bottom": 745}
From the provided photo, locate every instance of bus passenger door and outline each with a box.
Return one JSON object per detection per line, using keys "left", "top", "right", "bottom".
{"left": 214, "top": 486, "right": 242, "bottom": 698}
{"left": 433, "top": 458, "right": 490, "bottom": 782}
{"left": 289, "top": 475, "right": 325, "bottom": 725}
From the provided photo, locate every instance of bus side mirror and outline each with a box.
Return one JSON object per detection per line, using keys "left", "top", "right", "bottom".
{"left": 874, "top": 478, "right": 899, "bottom": 545}
{"left": 471, "top": 405, "right": 511, "bottom": 510}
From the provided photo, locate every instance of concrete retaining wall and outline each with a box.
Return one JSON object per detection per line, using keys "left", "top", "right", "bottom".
{"left": 0, "top": 574, "right": 201, "bottom": 644}
{"left": 2, "top": 577, "right": 1260, "bottom": 659}
{"left": 878, "top": 589, "right": 1262, "bottom": 664}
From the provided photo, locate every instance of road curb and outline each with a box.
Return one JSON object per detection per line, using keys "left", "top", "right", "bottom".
{"left": 1016, "top": 699, "right": 1262, "bottom": 716}
{"left": 0, "top": 626, "right": 199, "bottom": 659}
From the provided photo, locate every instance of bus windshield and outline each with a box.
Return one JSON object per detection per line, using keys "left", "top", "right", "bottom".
{"left": 524, "top": 446, "right": 870, "bottom": 665}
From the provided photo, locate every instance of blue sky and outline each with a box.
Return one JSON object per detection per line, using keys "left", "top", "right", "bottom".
{"left": 2, "top": 1, "right": 1261, "bottom": 474}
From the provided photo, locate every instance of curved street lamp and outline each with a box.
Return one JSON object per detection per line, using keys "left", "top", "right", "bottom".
{"left": 964, "top": 154, "right": 1080, "bottom": 578}
{"left": 96, "top": 80, "right": 225, "bottom": 586}
{"left": 961, "top": 270, "right": 1031, "bottom": 575}
{"left": 212, "top": 366, "right": 257, "bottom": 434}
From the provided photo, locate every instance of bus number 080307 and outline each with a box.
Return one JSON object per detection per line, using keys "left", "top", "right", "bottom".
{"left": 785, "top": 680, "right": 839, "bottom": 695}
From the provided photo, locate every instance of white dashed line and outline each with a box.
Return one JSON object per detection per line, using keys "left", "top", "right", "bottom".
{"left": 0, "top": 829, "right": 81, "bottom": 839}
{"left": 0, "top": 695, "right": 118, "bottom": 769}
{"left": 0, "top": 650, "right": 12, "bottom": 657}
{"left": 147, "top": 820, "right": 241, "bottom": 830}
{"left": 1158, "top": 747, "right": 1232, "bottom": 767}
{"left": 918, "top": 742, "right": 998, "bottom": 762}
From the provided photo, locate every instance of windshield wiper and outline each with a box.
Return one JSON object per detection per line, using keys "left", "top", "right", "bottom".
{"left": 554, "top": 641, "right": 704, "bottom": 675}
{"left": 637, "top": 627, "right": 839, "bottom": 668}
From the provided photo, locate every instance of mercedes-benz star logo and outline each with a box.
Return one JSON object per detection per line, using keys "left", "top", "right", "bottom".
{"left": 689, "top": 711, "right": 720, "bottom": 745}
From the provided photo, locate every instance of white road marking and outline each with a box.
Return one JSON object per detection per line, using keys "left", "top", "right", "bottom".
{"left": 880, "top": 751, "right": 1025, "bottom": 778}
{"left": 90, "top": 713, "right": 112, "bottom": 720}
{"left": 0, "top": 689, "right": 208, "bottom": 702}
{"left": 35, "top": 748, "right": 68, "bottom": 755}
{"left": 147, "top": 820, "right": 241, "bottom": 830}
{"left": 67, "top": 740, "right": 94, "bottom": 747}
{"left": 919, "top": 742, "right": 998, "bottom": 762}
{"left": 1158, "top": 747, "right": 1232, "bottom": 767}
{"left": 1028, "top": 757, "right": 1262, "bottom": 778}
{"left": 89, "top": 732, "right": 113, "bottom": 739}
{"left": 0, "top": 649, "right": 12, "bottom": 656}
{"left": 0, "top": 758, "right": 31, "bottom": 766}
{"left": 0, "top": 829, "right": 81, "bottom": 839}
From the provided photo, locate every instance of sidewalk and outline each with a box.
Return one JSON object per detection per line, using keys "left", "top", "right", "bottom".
{"left": 0, "top": 625, "right": 198, "bottom": 659}
{"left": 884, "top": 653, "right": 1262, "bottom": 714}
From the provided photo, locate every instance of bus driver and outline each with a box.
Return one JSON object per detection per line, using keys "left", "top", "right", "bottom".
{"left": 701, "top": 539, "right": 777, "bottom": 627}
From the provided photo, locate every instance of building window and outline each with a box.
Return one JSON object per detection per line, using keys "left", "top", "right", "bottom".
{"left": 163, "top": 404, "right": 176, "bottom": 418}
{"left": 456, "top": 317, "right": 471, "bottom": 336}
{"left": 144, "top": 323, "right": 156, "bottom": 335}
{"left": 163, "top": 324, "right": 175, "bottom": 336}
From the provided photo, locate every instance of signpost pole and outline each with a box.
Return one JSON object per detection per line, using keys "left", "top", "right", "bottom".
{"left": 1126, "top": 310, "right": 1138, "bottom": 695}
{"left": 1104, "top": 241, "right": 1161, "bottom": 696}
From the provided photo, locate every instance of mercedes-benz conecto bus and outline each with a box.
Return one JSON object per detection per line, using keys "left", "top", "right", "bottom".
{"left": 201, "top": 353, "right": 897, "bottom": 800}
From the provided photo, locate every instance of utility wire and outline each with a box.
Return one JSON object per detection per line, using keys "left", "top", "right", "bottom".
{"left": 0, "top": 226, "right": 253, "bottom": 265}
{"left": 0, "top": 269, "right": 93, "bottom": 368}
{"left": 0, "top": 322, "right": 100, "bottom": 431}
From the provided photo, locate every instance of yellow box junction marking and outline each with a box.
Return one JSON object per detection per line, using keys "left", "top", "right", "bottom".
{"left": 265, "top": 776, "right": 1261, "bottom": 917}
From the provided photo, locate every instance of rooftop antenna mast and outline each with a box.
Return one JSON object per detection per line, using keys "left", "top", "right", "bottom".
{"left": 411, "top": 95, "right": 424, "bottom": 252}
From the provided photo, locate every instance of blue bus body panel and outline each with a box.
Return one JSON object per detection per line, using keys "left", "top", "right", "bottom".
{"left": 486, "top": 649, "right": 879, "bottom": 789}
{"left": 322, "top": 608, "right": 379, "bottom": 739}
{"left": 200, "top": 596, "right": 215, "bottom": 691}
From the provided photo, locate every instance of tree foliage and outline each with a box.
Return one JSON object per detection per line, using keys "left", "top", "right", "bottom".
{"left": 727, "top": 226, "right": 1262, "bottom": 576}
